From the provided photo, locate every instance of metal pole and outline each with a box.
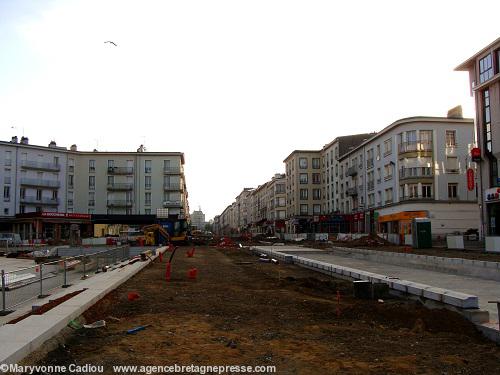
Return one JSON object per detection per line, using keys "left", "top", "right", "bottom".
{"left": 1, "top": 270, "right": 6, "bottom": 312}
{"left": 39, "top": 263, "right": 43, "bottom": 298}
{"left": 83, "top": 256, "right": 87, "bottom": 279}
{"left": 62, "top": 259, "right": 70, "bottom": 287}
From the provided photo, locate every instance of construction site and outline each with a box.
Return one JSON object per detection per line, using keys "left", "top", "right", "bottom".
{"left": 0, "top": 237, "right": 498, "bottom": 374}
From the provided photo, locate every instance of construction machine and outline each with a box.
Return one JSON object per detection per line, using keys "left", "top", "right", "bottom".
{"left": 143, "top": 224, "right": 170, "bottom": 246}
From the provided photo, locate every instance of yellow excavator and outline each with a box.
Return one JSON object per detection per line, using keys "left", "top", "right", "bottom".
{"left": 143, "top": 224, "right": 170, "bottom": 246}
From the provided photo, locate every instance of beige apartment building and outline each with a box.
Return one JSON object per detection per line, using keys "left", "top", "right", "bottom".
{"left": 456, "top": 37, "right": 500, "bottom": 241}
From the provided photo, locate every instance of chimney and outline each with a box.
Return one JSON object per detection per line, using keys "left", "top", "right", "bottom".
{"left": 10, "top": 136, "right": 18, "bottom": 143}
{"left": 447, "top": 105, "right": 463, "bottom": 119}
{"left": 20, "top": 136, "right": 29, "bottom": 145}
{"left": 70, "top": 144, "right": 77, "bottom": 151}
{"left": 48, "top": 140, "right": 57, "bottom": 148}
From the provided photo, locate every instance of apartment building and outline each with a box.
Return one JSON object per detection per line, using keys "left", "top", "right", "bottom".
{"left": 338, "top": 115, "right": 478, "bottom": 237}
{"left": 456, "top": 37, "right": 500, "bottom": 238}
{"left": 234, "top": 188, "right": 253, "bottom": 232}
{"left": 0, "top": 137, "right": 189, "bottom": 240}
{"left": 266, "top": 173, "right": 286, "bottom": 234}
{"left": 283, "top": 150, "right": 323, "bottom": 233}
{"left": 190, "top": 208, "right": 206, "bottom": 230}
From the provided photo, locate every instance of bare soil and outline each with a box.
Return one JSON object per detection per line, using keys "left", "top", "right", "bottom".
{"left": 31, "top": 246, "right": 500, "bottom": 374}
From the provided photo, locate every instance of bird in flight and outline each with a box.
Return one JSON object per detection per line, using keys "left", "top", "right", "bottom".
{"left": 104, "top": 41, "right": 117, "bottom": 46}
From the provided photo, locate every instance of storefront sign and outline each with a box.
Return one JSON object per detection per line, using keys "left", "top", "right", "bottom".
{"left": 471, "top": 147, "right": 481, "bottom": 162}
{"left": 41, "top": 212, "right": 91, "bottom": 220}
{"left": 467, "top": 168, "right": 475, "bottom": 191}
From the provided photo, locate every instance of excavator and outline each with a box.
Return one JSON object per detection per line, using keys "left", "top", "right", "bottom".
{"left": 142, "top": 219, "right": 190, "bottom": 245}
{"left": 143, "top": 224, "right": 170, "bottom": 246}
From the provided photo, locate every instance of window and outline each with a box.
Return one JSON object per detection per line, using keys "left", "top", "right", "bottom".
{"left": 406, "top": 130, "right": 417, "bottom": 143}
{"left": 145, "top": 176, "right": 152, "bottom": 190}
{"left": 368, "top": 193, "right": 375, "bottom": 207}
{"left": 20, "top": 188, "right": 25, "bottom": 199}
{"left": 68, "top": 175, "right": 74, "bottom": 189}
{"left": 422, "top": 184, "right": 432, "bottom": 198}
{"left": 446, "top": 130, "right": 456, "bottom": 147}
{"left": 3, "top": 186, "right": 10, "bottom": 201}
{"left": 312, "top": 158, "right": 320, "bottom": 169}
{"left": 479, "top": 53, "right": 493, "bottom": 84}
{"left": 20, "top": 205, "right": 25, "bottom": 214}
{"left": 313, "top": 189, "right": 321, "bottom": 200}
{"left": 145, "top": 192, "right": 152, "bottom": 205}
{"left": 36, "top": 189, "right": 42, "bottom": 201}
{"left": 53, "top": 156, "right": 59, "bottom": 166}
{"left": 409, "top": 184, "right": 418, "bottom": 198}
{"left": 385, "top": 188, "right": 393, "bottom": 203}
{"left": 312, "top": 173, "right": 321, "bottom": 184}
{"left": 107, "top": 176, "right": 114, "bottom": 185}
{"left": 88, "top": 208, "right": 95, "bottom": 214}
{"left": 313, "top": 204, "right": 321, "bottom": 214}
{"left": 89, "top": 176, "right": 95, "bottom": 190}
{"left": 448, "top": 183, "right": 458, "bottom": 199}
{"left": 276, "top": 184, "right": 285, "bottom": 193}
{"left": 68, "top": 191, "right": 73, "bottom": 206}
{"left": 89, "top": 192, "right": 95, "bottom": 206}
{"left": 384, "top": 164, "right": 393, "bottom": 180}
{"left": 52, "top": 190, "right": 58, "bottom": 200}
{"left": 145, "top": 160, "right": 152, "bottom": 173}
{"left": 300, "top": 189, "right": 308, "bottom": 200}
{"left": 299, "top": 173, "right": 308, "bottom": 184}
{"left": 446, "top": 157, "right": 459, "bottom": 173}
{"left": 5, "top": 151, "right": 11, "bottom": 166}
{"left": 300, "top": 204, "right": 308, "bottom": 215}
{"left": 4, "top": 208, "right": 9, "bottom": 215}
{"left": 89, "top": 160, "right": 95, "bottom": 172}
{"left": 484, "top": 89, "right": 492, "bottom": 153}
{"left": 107, "top": 160, "right": 114, "bottom": 169}
{"left": 299, "top": 158, "right": 308, "bottom": 169}
{"left": 145, "top": 209, "right": 151, "bottom": 215}
{"left": 383, "top": 139, "right": 392, "bottom": 156}
{"left": 376, "top": 145, "right": 381, "bottom": 160}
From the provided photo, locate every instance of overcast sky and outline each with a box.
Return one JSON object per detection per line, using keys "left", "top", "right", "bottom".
{"left": 0, "top": 0, "right": 499, "bottom": 220}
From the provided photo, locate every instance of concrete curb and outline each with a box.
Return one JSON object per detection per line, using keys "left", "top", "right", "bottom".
{"left": 328, "top": 246, "right": 500, "bottom": 282}
{"left": 0, "top": 247, "right": 166, "bottom": 365}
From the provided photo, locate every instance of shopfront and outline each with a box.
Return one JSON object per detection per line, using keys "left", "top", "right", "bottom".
{"left": 485, "top": 187, "right": 500, "bottom": 235}
{"left": 377, "top": 210, "right": 428, "bottom": 237}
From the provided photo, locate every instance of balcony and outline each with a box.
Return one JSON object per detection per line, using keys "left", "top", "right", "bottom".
{"left": 164, "top": 167, "right": 181, "bottom": 174}
{"left": 20, "top": 196, "right": 59, "bottom": 205}
{"left": 107, "top": 183, "right": 133, "bottom": 191}
{"left": 20, "top": 178, "right": 60, "bottom": 189}
{"left": 107, "top": 200, "right": 133, "bottom": 207}
{"left": 346, "top": 166, "right": 358, "bottom": 177}
{"left": 366, "top": 158, "right": 374, "bottom": 169}
{"left": 398, "top": 141, "right": 433, "bottom": 155}
{"left": 399, "top": 167, "right": 434, "bottom": 180}
{"left": 400, "top": 194, "right": 434, "bottom": 202}
{"left": 346, "top": 187, "right": 358, "bottom": 196}
{"left": 164, "top": 183, "right": 181, "bottom": 191}
{"left": 163, "top": 200, "right": 182, "bottom": 208}
{"left": 108, "top": 167, "right": 134, "bottom": 175}
{"left": 20, "top": 160, "right": 60, "bottom": 172}
{"left": 367, "top": 181, "right": 375, "bottom": 191}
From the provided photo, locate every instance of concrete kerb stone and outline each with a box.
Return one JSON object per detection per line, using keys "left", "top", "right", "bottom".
{"left": 0, "top": 246, "right": 165, "bottom": 365}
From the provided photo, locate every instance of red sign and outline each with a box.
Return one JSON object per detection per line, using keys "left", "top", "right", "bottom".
{"left": 471, "top": 148, "right": 481, "bottom": 162}
{"left": 41, "top": 212, "right": 91, "bottom": 220}
{"left": 467, "top": 168, "right": 475, "bottom": 191}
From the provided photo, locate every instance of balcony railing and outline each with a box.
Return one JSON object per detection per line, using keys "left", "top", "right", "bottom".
{"left": 398, "top": 141, "right": 433, "bottom": 154}
{"left": 107, "top": 200, "right": 133, "bottom": 207}
{"left": 346, "top": 187, "right": 358, "bottom": 196}
{"left": 400, "top": 194, "right": 434, "bottom": 202}
{"left": 20, "top": 178, "right": 60, "bottom": 188}
{"left": 108, "top": 167, "right": 134, "bottom": 175}
{"left": 164, "top": 183, "right": 181, "bottom": 191}
{"left": 163, "top": 200, "right": 182, "bottom": 208}
{"left": 163, "top": 167, "right": 181, "bottom": 174}
{"left": 20, "top": 196, "right": 59, "bottom": 205}
{"left": 346, "top": 166, "right": 358, "bottom": 177}
{"left": 399, "top": 167, "right": 433, "bottom": 179}
{"left": 107, "top": 183, "right": 133, "bottom": 190}
{"left": 20, "top": 160, "right": 60, "bottom": 171}
{"left": 366, "top": 158, "right": 374, "bottom": 169}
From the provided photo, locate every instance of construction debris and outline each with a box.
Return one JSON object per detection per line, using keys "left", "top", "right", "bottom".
{"left": 83, "top": 320, "right": 106, "bottom": 329}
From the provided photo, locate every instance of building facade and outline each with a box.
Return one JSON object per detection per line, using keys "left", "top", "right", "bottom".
{"left": 0, "top": 137, "right": 189, "bottom": 239}
{"left": 456, "top": 37, "right": 500, "bottom": 237}
{"left": 190, "top": 208, "right": 206, "bottom": 230}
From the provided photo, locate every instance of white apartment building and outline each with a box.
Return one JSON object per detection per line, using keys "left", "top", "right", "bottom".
{"left": 0, "top": 137, "right": 189, "bottom": 239}
{"left": 337, "top": 115, "right": 478, "bottom": 237}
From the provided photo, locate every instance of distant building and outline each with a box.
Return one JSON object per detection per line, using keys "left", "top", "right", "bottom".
{"left": 191, "top": 208, "right": 206, "bottom": 230}
{"left": 456, "top": 37, "right": 500, "bottom": 238}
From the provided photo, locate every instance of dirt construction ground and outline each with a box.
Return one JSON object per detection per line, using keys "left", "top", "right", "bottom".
{"left": 30, "top": 246, "right": 500, "bottom": 374}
